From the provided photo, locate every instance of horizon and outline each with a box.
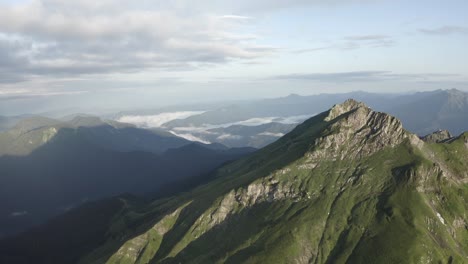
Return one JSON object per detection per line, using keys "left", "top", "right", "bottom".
{"left": 1, "top": 88, "right": 467, "bottom": 117}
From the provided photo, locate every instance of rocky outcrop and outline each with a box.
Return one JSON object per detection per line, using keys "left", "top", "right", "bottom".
{"left": 310, "top": 99, "right": 411, "bottom": 160}
{"left": 108, "top": 204, "right": 187, "bottom": 264}
{"left": 422, "top": 130, "right": 453, "bottom": 143}
{"left": 324, "top": 99, "right": 368, "bottom": 122}
{"left": 188, "top": 174, "right": 309, "bottom": 235}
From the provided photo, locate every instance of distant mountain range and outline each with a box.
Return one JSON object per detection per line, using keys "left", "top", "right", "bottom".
{"left": 2, "top": 89, "right": 467, "bottom": 149}
{"left": 2, "top": 99, "right": 466, "bottom": 263}
{"left": 0, "top": 115, "right": 195, "bottom": 157}
{"left": 0, "top": 88, "right": 466, "bottom": 238}
{"left": 0, "top": 116, "right": 254, "bottom": 237}
{"left": 110, "top": 89, "right": 468, "bottom": 148}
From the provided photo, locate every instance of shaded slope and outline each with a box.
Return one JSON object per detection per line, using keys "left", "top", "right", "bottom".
{"left": 0, "top": 116, "right": 194, "bottom": 157}
{"left": 0, "top": 196, "right": 134, "bottom": 264}
{"left": 0, "top": 127, "right": 253, "bottom": 237}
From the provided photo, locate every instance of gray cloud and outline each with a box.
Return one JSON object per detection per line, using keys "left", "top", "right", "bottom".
{"left": 270, "top": 71, "right": 459, "bottom": 83}
{"left": 344, "top": 34, "right": 394, "bottom": 47}
{"left": 293, "top": 47, "right": 332, "bottom": 54}
{"left": 0, "top": 0, "right": 276, "bottom": 84}
{"left": 419, "top": 26, "right": 468, "bottom": 35}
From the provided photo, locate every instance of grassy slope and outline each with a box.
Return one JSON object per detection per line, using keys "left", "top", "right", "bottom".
{"left": 82, "top": 111, "right": 468, "bottom": 264}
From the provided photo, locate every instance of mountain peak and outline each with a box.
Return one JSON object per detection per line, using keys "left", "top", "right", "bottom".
{"left": 446, "top": 88, "right": 464, "bottom": 95}
{"left": 422, "top": 129, "right": 453, "bottom": 143}
{"left": 69, "top": 116, "right": 105, "bottom": 128}
{"left": 325, "top": 99, "right": 368, "bottom": 121}
{"left": 314, "top": 99, "right": 416, "bottom": 160}
{"left": 286, "top": 93, "right": 301, "bottom": 98}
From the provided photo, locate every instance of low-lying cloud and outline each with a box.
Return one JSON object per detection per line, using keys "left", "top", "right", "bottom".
{"left": 169, "top": 131, "right": 211, "bottom": 144}
{"left": 118, "top": 111, "right": 205, "bottom": 128}
{"left": 258, "top": 132, "right": 284, "bottom": 137}
{"left": 217, "top": 133, "right": 243, "bottom": 140}
{"left": 118, "top": 113, "right": 312, "bottom": 145}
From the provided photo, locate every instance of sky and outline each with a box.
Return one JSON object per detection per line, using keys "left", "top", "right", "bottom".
{"left": 0, "top": 0, "right": 467, "bottom": 115}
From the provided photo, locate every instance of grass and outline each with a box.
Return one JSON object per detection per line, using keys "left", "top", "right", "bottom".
{"left": 82, "top": 109, "right": 468, "bottom": 264}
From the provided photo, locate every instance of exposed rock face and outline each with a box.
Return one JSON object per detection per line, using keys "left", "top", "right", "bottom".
{"left": 455, "top": 132, "right": 468, "bottom": 148}
{"left": 42, "top": 127, "right": 57, "bottom": 143}
{"left": 422, "top": 130, "right": 453, "bottom": 143}
{"left": 311, "top": 99, "right": 410, "bottom": 160}
{"left": 188, "top": 174, "right": 309, "bottom": 237}
{"left": 324, "top": 99, "right": 368, "bottom": 122}
{"left": 169, "top": 99, "right": 418, "bottom": 256}
{"left": 109, "top": 205, "right": 187, "bottom": 263}
{"left": 235, "top": 175, "right": 308, "bottom": 205}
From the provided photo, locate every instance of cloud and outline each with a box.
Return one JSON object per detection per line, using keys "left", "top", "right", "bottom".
{"left": 0, "top": 85, "right": 89, "bottom": 102}
{"left": 219, "top": 15, "right": 252, "bottom": 20}
{"left": 280, "top": 114, "right": 312, "bottom": 123}
{"left": 270, "top": 71, "right": 459, "bottom": 83}
{"left": 217, "top": 133, "right": 243, "bottom": 140}
{"left": 185, "top": 0, "right": 378, "bottom": 13}
{"left": 118, "top": 111, "right": 205, "bottom": 128}
{"left": 343, "top": 34, "right": 394, "bottom": 48}
{"left": 120, "top": 113, "right": 313, "bottom": 144}
{"left": 293, "top": 47, "right": 333, "bottom": 54}
{"left": 169, "top": 115, "right": 311, "bottom": 132}
{"left": 294, "top": 34, "right": 394, "bottom": 54}
{"left": 258, "top": 132, "right": 284, "bottom": 137}
{"left": 419, "top": 26, "right": 468, "bottom": 35}
{"left": 169, "top": 131, "right": 211, "bottom": 144}
{"left": 0, "top": 0, "right": 275, "bottom": 84}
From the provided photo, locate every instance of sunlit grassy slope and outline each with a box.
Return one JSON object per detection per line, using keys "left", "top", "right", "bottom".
{"left": 80, "top": 100, "right": 468, "bottom": 264}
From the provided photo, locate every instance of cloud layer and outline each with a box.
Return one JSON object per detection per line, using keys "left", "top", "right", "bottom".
{"left": 0, "top": 0, "right": 274, "bottom": 84}
{"left": 118, "top": 111, "right": 205, "bottom": 128}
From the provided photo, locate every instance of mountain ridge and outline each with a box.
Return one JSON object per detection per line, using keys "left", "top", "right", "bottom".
{"left": 1, "top": 99, "right": 467, "bottom": 264}
{"left": 97, "top": 99, "right": 467, "bottom": 264}
{"left": 0, "top": 119, "right": 254, "bottom": 237}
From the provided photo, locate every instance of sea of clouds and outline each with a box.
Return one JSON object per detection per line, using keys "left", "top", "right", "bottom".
{"left": 116, "top": 112, "right": 315, "bottom": 144}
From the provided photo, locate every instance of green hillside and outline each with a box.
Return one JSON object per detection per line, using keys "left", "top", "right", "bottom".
{"left": 2, "top": 99, "right": 467, "bottom": 264}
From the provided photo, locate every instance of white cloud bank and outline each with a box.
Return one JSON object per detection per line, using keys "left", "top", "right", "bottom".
{"left": 117, "top": 111, "right": 314, "bottom": 144}
{"left": 169, "top": 131, "right": 211, "bottom": 144}
{"left": 217, "top": 133, "right": 243, "bottom": 140}
{"left": 118, "top": 111, "right": 205, "bottom": 128}
{"left": 258, "top": 132, "right": 284, "bottom": 137}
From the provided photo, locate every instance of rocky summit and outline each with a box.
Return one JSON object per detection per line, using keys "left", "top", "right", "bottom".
{"left": 1, "top": 99, "right": 467, "bottom": 264}
{"left": 422, "top": 129, "right": 453, "bottom": 143}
